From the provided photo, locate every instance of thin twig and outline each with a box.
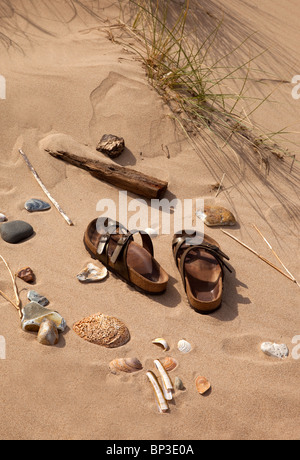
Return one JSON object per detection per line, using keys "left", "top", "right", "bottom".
{"left": 0, "top": 255, "right": 22, "bottom": 318}
{"left": 253, "top": 225, "right": 300, "bottom": 287}
{"left": 19, "top": 149, "right": 74, "bottom": 226}
{"left": 215, "top": 173, "right": 226, "bottom": 198}
{"left": 221, "top": 230, "right": 297, "bottom": 284}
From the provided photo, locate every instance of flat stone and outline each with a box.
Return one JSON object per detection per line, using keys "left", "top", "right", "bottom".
{"left": 0, "top": 213, "right": 7, "bottom": 222}
{"left": 0, "top": 220, "right": 34, "bottom": 244}
{"left": 96, "top": 134, "right": 125, "bottom": 159}
{"left": 21, "top": 302, "right": 66, "bottom": 333}
{"left": 37, "top": 318, "right": 59, "bottom": 346}
{"left": 27, "top": 290, "right": 49, "bottom": 307}
{"left": 25, "top": 199, "right": 51, "bottom": 213}
{"left": 261, "top": 342, "right": 289, "bottom": 359}
{"left": 17, "top": 267, "right": 35, "bottom": 283}
{"left": 197, "top": 205, "right": 237, "bottom": 227}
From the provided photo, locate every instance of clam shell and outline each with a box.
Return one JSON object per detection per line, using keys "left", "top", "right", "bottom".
{"left": 178, "top": 339, "right": 192, "bottom": 354}
{"left": 77, "top": 263, "right": 108, "bottom": 283}
{"left": 152, "top": 338, "right": 169, "bottom": 352}
{"left": 109, "top": 358, "right": 143, "bottom": 374}
{"left": 21, "top": 302, "right": 66, "bottom": 332}
{"left": 73, "top": 313, "right": 130, "bottom": 348}
{"left": 161, "top": 356, "right": 178, "bottom": 372}
{"left": 195, "top": 376, "right": 211, "bottom": 395}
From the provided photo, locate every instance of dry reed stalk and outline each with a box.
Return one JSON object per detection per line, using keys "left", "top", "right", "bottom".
{"left": 19, "top": 149, "right": 74, "bottom": 226}
{"left": 221, "top": 230, "right": 296, "bottom": 284}
{"left": 0, "top": 255, "right": 22, "bottom": 319}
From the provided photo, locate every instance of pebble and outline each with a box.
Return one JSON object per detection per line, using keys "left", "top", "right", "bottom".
{"left": 197, "top": 205, "right": 237, "bottom": 227}
{"left": 25, "top": 199, "right": 51, "bottom": 213}
{"left": 37, "top": 318, "right": 59, "bottom": 346}
{"left": 96, "top": 134, "right": 125, "bottom": 159}
{"left": 261, "top": 342, "right": 289, "bottom": 359}
{"left": 0, "top": 220, "right": 34, "bottom": 244}
{"left": 175, "top": 377, "right": 184, "bottom": 391}
{"left": 21, "top": 302, "right": 66, "bottom": 333}
{"left": 0, "top": 213, "right": 7, "bottom": 222}
{"left": 27, "top": 290, "right": 49, "bottom": 307}
{"left": 17, "top": 267, "right": 35, "bottom": 283}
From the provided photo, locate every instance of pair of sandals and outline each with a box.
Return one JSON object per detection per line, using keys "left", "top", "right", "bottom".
{"left": 84, "top": 218, "right": 232, "bottom": 313}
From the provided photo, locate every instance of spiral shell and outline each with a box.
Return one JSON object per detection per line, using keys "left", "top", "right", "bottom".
{"left": 109, "top": 358, "right": 143, "bottom": 374}
{"left": 152, "top": 338, "right": 169, "bottom": 352}
{"left": 195, "top": 376, "right": 211, "bottom": 395}
{"left": 177, "top": 339, "right": 192, "bottom": 354}
{"left": 161, "top": 356, "right": 178, "bottom": 372}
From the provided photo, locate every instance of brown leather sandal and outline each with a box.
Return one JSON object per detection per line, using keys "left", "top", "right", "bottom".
{"left": 84, "top": 217, "right": 169, "bottom": 294}
{"left": 172, "top": 231, "right": 231, "bottom": 312}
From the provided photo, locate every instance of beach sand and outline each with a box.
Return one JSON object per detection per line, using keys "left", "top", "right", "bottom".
{"left": 0, "top": 0, "right": 299, "bottom": 440}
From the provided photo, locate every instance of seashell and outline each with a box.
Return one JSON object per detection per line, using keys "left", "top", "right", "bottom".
{"left": 196, "top": 205, "right": 236, "bottom": 227}
{"left": 146, "top": 371, "right": 169, "bottom": 413}
{"left": 161, "top": 356, "right": 178, "bottom": 372}
{"left": 175, "top": 377, "right": 184, "bottom": 391}
{"left": 77, "top": 263, "right": 108, "bottom": 283}
{"left": 109, "top": 357, "right": 143, "bottom": 374}
{"left": 73, "top": 313, "right": 130, "bottom": 348}
{"left": 154, "top": 359, "right": 174, "bottom": 401}
{"left": 17, "top": 267, "right": 35, "bottom": 283}
{"left": 178, "top": 339, "right": 192, "bottom": 354}
{"left": 21, "top": 302, "right": 66, "bottom": 333}
{"left": 0, "top": 213, "right": 7, "bottom": 222}
{"left": 261, "top": 342, "right": 289, "bottom": 359}
{"left": 152, "top": 338, "right": 169, "bottom": 352}
{"left": 195, "top": 376, "right": 211, "bottom": 395}
{"left": 37, "top": 318, "right": 59, "bottom": 346}
{"left": 27, "top": 290, "right": 49, "bottom": 307}
{"left": 25, "top": 199, "right": 51, "bottom": 213}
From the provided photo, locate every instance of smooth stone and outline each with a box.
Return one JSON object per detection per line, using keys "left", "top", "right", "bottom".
{"left": 175, "top": 377, "right": 185, "bottom": 391}
{"left": 0, "top": 220, "right": 34, "bottom": 244}
{"left": 27, "top": 290, "right": 49, "bottom": 307}
{"left": 17, "top": 267, "right": 35, "bottom": 283}
{"left": 0, "top": 213, "right": 7, "bottom": 222}
{"left": 261, "top": 342, "right": 289, "bottom": 359}
{"left": 25, "top": 199, "right": 51, "bottom": 213}
{"left": 96, "top": 134, "right": 125, "bottom": 159}
{"left": 196, "top": 205, "right": 237, "bottom": 227}
{"left": 37, "top": 318, "right": 59, "bottom": 346}
{"left": 21, "top": 302, "right": 66, "bottom": 333}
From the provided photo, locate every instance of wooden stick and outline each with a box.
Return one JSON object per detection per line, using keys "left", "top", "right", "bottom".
{"left": 253, "top": 225, "right": 300, "bottom": 287}
{"left": 45, "top": 149, "right": 168, "bottom": 199}
{"left": 221, "top": 230, "right": 296, "bottom": 283}
{"left": 19, "top": 149, "right": 74, "bottom": 226}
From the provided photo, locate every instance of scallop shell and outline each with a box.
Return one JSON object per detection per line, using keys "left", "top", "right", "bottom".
{"left": 77, "top": 263, "right": 108, "bottom": 283}
{"left": 109, "top": 358, "right": 143, "bottom": 374}
{"left": 152, "top": 338, "right": 169, "bottom": 352}
{"left": 178, "top": 339, "right": 192, "bottom": 354}
{"left": 161, "top": 356, "right": 178, "bottom": 372}
{"left": 195, "top": 376, "right": 211, "bottom": 395}
{"left": 73, "top": 313, "right": 130, "bottom": 348}
{"left": 146, "top": 371, "right": 169, "bottom": 413}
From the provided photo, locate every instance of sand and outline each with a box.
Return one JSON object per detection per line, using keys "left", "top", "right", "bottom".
{"left": 0, "top": 0, "right": 299, "bottom": 440}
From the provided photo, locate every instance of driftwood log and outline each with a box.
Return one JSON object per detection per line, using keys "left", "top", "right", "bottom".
{"left": 45, "top": 149, "right": 168, "bottom": 199}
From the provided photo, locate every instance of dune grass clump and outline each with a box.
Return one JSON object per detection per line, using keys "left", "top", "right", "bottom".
{"left": 118, "top": 0, "right": 296, "bottom": 171}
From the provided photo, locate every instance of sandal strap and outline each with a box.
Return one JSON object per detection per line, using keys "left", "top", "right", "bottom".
{"left": 179, "top": 243, "right": 232, "bottom": 291}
